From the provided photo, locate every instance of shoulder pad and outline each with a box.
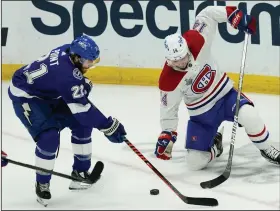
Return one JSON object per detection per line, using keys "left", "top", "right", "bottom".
{"left": 183, "top": 30, "right": 205, "bottom": 60}
{"left": 159, "top": 62, "right": 186, "bottom": 92}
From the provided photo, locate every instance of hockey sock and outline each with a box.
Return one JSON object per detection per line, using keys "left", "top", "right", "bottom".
{"left": 238, "top": 104, "right": 270, "bottom": 150}
{"left": 71, "top": 129, "right": 92, "bottom": 172}
{"left": 35, "top": 129, "right": 60, "bottom": 184}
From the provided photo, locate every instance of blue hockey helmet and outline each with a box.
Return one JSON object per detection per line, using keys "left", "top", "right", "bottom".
{"left": 69, "top": 34, "right": 100, "bottom": 62}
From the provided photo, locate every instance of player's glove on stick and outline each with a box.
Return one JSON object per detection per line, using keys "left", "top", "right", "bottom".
{"left": 100, "top": 117, "right": 126, "bottom": 143}
{"left": 155, "top": 131, "right": 177, "bottom": 160}
{"left": 1, "top": 151, "right": 8, "bottom": 167}
{"left": 228, "top": 9, "right": 256, "bottom": 34}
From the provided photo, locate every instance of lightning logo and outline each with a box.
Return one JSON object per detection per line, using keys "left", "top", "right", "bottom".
{"left": 22, "top": 103, "right": 32, "bottom": 125}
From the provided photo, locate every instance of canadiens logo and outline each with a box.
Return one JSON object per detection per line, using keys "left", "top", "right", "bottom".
{"left": 191, "top": 64, "right": 216, "bottom": 94}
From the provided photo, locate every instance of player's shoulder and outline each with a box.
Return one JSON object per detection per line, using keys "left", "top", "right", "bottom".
{"left": 51, "top": 45, "right": 85, "bottom": 84}
{"left": 182, "top": 30, "right": 205, "bottom": 60}
{"left": 51, "top": 44, "right": 75, "bottom": 71}
{"left": 158, "top": 62, "right": 187, "bottom": 92}
{"left": 55, "top": 44, "right": 72, "bottom": 64}
{"left": 56, "top": 67, "right": 84, "bottom": 90}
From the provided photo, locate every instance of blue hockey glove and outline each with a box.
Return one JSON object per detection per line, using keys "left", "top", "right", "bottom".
{"left": 100, "top": 117, "right": 126, "bottom": 143}
{"left": 228, "top": 9, "right": 256, "bottom": 35}
{"left": 1, "top": 151, "right": 8, "bottom": 167}
{"left": 155, "top": 131, "right": 177, "bottom": 160}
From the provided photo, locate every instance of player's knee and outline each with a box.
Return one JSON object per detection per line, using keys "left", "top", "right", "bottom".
{"left": 36, "top": 128, "right": 60, "bottom": 154}
{"left": 238, "top": 104, "right": 263, "bottom": 128}
{"left": 185, "top": 149, "right": 210, "bottom": 171}
{"left": 71, "top": 126, "right": 92, "bottom": 140}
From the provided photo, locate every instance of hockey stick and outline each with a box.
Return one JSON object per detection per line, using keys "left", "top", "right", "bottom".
{"left": 200, "top": 33, "right": 250, "bottom": 189}
{"left": 2, "top": 157, "right": 104, "bottom": 184}
{"left": 124, "top": 138, "right": 218, "bottom": 207}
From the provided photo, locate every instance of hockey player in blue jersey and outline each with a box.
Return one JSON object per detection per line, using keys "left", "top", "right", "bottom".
{"left": 8, "top": 34, "right": 127, "bottom": 205}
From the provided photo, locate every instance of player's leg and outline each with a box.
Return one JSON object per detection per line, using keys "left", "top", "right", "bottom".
{"left": 12, "top": 100, "right": 61, "bottom": 205}
{"left": 185, "top": 120, "right": 223, "bottom": 171}
{"left": 225, "top": 89, "right": 279, "bottom": 165}
{"left": 34, "top": 128, "right": 59, "bottom": 205}
{"left": 68, "top": 124, "right": 93, "bottom": 190}
{"left": 52, "top": 100, "right": 96, "bottom": 190}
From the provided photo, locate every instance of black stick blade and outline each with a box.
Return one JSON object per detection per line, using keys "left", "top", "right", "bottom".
{"left": 88, "top": 161, "right": 104, "bottom": 184}
{"left": 183, "top": 196, "right": 218, "bottom": 206}
{"left": 200, "top": 174, "right": 229, "bottom": 189}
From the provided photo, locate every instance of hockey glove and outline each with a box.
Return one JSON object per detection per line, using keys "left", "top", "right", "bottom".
{"left": 155, "top": 131, "right": 177, "bottom": 160}
{"left": 1, "top": 151, "right": 8, "bottom": 167}
{"left": 228, "top": 9, "right": 256, "bottom": 34}
{"left": 100, "top": 117, "right": 126, "bottom": 143}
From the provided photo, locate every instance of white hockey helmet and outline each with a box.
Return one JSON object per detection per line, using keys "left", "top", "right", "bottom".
{"left": 164, "top": 33, "right": 189, "bottom": 61}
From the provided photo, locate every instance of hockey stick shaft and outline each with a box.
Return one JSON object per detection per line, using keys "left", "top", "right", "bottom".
{"left": 226, "top": 32, "right": 250, "bottom": 171}
{"left": 200, "top": 33, "right": 250, "bottom": 189}
{"left": 2, "top": 157, "right": 88, "bottom": 183}
{"left": 124, "top": 139, "right": 182, "bottom": 196}
{"left": 124, "top": 138, "right": 218, "bottom": 206}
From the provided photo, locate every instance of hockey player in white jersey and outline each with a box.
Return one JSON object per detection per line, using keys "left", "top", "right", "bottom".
{"left": 154, "top": 6, "right": 280, "bottom": 170}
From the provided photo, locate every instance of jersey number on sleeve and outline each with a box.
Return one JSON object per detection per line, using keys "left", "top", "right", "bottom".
{"left": 23, "top": 64, "right": 48, "bottom": 84}
{"left": 23, "top": 53, "right": 50, "bottom": 84}
{"left": 193, "top": 20, "right": 207, "bottom": 33}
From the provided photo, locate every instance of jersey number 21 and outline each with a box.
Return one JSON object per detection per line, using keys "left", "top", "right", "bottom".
{"left": 23, "top": 53, "right": 50, "bottom": 84}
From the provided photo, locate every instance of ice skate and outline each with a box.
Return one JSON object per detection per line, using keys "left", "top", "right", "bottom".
{"left": 260, "top": 145, "right": 280, "bottom": 165}
{"left": 214, "top": 126, "right": 224, "bottom": 157}
{"left": 69, "top": 170, "right": 95, "bottom": 190}
{"left": 36, "top": 182, "right": 51, "bottom": 207}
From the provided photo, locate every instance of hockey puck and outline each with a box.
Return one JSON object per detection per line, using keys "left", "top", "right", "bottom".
{"left": 150, "top": 189, "right": 159, "bottom": 195}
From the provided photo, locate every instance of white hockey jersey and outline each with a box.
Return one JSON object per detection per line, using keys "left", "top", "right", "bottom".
{"left": 159, "top": 6, "right": 238, "bottom": 132}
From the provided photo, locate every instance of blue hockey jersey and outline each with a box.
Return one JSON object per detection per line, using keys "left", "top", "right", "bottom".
{"left": 8, "top": 44, "right": 109, "bottom": 129}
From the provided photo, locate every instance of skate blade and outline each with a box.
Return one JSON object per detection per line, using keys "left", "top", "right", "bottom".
{"left": 37, "top": 197, "right": 49, "bottom": 207}
{"left": 69, "top": 181, "right": 92, "bottom": 190}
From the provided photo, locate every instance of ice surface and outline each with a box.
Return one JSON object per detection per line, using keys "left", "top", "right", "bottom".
{"left": 1, "top": 82, "right": 279, "bottom": 210}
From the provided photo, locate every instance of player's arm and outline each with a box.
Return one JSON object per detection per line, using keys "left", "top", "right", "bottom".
{"left": 160, "top": 88, "right": 183, "bottom": 132}
{"left": 83, "top": 77, "right": 93, "bottom": 98}
{"left": 193, "top": 6, "right": 256, "bottom": 45}
{"left": 58, "top": 75, "right": 126, "bottom": 143}
{"left": 156, "top": 88, "right": 183, "bottom": 160}
{"left": 155, "top": 65, "right": 185, "bottom": 160}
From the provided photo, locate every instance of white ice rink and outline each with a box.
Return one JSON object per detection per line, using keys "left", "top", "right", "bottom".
{"left": 1, "top": 82, "right": 279, "bottom": 210}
